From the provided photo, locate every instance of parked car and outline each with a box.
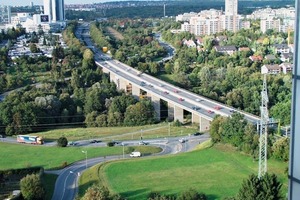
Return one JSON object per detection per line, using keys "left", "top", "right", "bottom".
{"left": 68, "top": 141, "right": 77, "bottom": 146}
{"left": 193, "top": 132, "right": 201, "bottom": 136}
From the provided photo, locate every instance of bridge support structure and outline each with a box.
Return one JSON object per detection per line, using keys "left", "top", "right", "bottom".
{"left": 150, "top": 94, "right": 161, "bottom": 121}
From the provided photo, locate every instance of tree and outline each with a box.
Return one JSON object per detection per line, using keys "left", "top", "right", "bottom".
{"left": 177, "top": 188, "right": 207, "bottom": 200}
{"left": 272, "top": 137, "right": 289, "bottom": 161}
{"left": 57, "top": 136, "right": 68, "bottom": 147}
{"left": 124, "top": 100, "right": 155, "bottom": 126}
{"left": 20, "top": 174, "right": 45, "bottom": 200}
{"left": 82, "top": 185, "right": 122, "bottom": 200}
{"left": 209, "top": 116, "right": 226, "bottom": 143}
{"left": 235, "top": 173, "right": 283, "bottom": 200}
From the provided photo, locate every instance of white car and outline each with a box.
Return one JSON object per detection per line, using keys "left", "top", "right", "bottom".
{"left": 130, "top": 151, "right": 141, "bottom": 157}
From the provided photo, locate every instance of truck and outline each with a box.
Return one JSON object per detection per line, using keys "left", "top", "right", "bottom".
{"left": 130, "top": 151, "right": 141, "bottom": 157}
{"left": 17, "top": 135, "right": 44, "bottom": 145}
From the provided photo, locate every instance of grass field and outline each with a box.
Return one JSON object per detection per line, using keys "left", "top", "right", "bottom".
{"left": 0, "top": 143, "right": 161, "bottom": 170}
{"left": 105, "top": 27, "right": 124, "bottom": 40}
{"left": 81, "top": 143, "right": 288, "bottom": 200}
{"left": 34, "top": 123, "right": 198, "bottom": 142}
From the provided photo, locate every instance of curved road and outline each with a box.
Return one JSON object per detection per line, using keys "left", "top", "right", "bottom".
{"left": 49, "top": 133, "right": 210, "bottom": 200}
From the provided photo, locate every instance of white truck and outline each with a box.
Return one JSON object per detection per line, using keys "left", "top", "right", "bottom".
{"left": 130, "top": 151, "right": 141, "bottom": 157}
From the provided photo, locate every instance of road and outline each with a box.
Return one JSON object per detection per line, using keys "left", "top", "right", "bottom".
{"left": 77, "top": 22, "right": 260, "bottom": 125}
{"left": 49, "top": 133, "right": 210, "bottom": 200}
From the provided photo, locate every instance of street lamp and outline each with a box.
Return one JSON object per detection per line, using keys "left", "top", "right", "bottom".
{"left": 122, "top": 143, "right": 125, "bottom": 159}
{"left": 82, "top": 150, "right": 87, "bottom": 169}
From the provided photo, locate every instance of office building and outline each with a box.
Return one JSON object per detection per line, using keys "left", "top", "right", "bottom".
{"left": 43, "top": 0, "right": 65, "bottom": 22}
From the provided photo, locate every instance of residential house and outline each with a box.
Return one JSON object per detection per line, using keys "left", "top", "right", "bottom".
{"left": 261, "top": 64, "right": 281, "bottom": 74}
{"left": 280, "top": 52, "right": 293, "bottom": 62}
{"left": 265, "top": 54, "right": 277, "bottom": 61}
{"left": 249, "top": 55, "right": 263, "bottom": 62}
{"left": 214, "top": 45, "right": 237, "bottom": 55}
{"left": 280, "top": 63, "right": 293, "bottom": 74}
{"left": 273, "top": 44, "right": 290, "bottom": 54}
{"left": 183, "top": 39, "right": 196, "bottom": 48}
{"left": 195, "top": 37, "right": 204, "bottom": 46}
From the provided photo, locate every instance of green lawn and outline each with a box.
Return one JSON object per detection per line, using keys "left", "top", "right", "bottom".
{"left": 34, "top": 124, "right": 198, "bottom": 142}
{"left": 90, "top": 143, "right": 288, "bottom": 200}
{"left": 0, "top": 143, "right": 160, "bottom": 170}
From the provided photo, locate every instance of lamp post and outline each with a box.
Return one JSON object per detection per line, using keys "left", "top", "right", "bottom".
{"left": 122, "top": 143, "right": 125, "bottom": 159}
{"left": 82, "top": 150, "right": 87, "bottom": 169}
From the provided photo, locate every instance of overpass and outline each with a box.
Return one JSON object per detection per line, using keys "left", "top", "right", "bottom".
{"left": 77, "top": 23, "right": 260, "bottom": 131}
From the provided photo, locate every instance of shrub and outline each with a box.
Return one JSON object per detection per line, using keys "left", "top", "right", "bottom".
{"left": 20, "top": 174, "right": 45, "bottom": 200}
{"left": 57, "top": 136, "right": 68, "bottom": 147}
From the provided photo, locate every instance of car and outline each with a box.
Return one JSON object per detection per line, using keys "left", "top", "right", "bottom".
{"left": 179, "top": 138, "right": 187, "bottom": 143}
{"left": 0, "top": 134, "right": 5, "bottom": 138}
{"left": 178, "top": 98, "right": 184, "bottom": 101}
{"left": 229, "top": 109, "right": 236, "bottom": 113}
{"left": 126, "top": 68, "right": 130, "bottom": 71}
{"left": 90, "top": 140, "right": 101, "bottom": 143}
{"left": 112, "top": 140, "right": 121, "bottom": 145}
{"left": 149, "top": 84, "right": 153, "bottom": 87}
{"left": 140, "top": 81, "right": 146, "bottom": 86}
{"left": 163, "top": 91, "right": 169, "bottom": 94}
{"left": 207, "top": 110, "right": 214, "bottom": 114}
{"left": 214, "top": 106, "right": 222, "bottom": 110}
{"left": 68, "top": 141, "right": 77, "bottom": 146}
{"left": 173, "top": 89, "right": 179, "bottom": 93}
{"left": 139, "top": 141, "right": 148, "bottom": 145}
{"left": 196, "top": 98, "right": 201, "bottom": 102}
{"left": 193, "top": 132, "right": 201, "bottom": 136}
{"left": 158, "top": 84, "right": 163, "bottom": 87}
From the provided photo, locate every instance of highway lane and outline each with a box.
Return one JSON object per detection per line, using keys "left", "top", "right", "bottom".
{"left": 77, "top": 23, "right": 259, "bottom": 124}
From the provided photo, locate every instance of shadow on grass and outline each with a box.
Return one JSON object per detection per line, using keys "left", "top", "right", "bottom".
{"left": 207, "top": 194, "right": 220, "bottom": 200}
{"left": 120, "top": 188, "right": 149, "bottom": 199}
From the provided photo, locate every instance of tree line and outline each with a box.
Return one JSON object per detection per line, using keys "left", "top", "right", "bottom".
{"left": 0, "top": 21, "right": 156, "bottom": 136}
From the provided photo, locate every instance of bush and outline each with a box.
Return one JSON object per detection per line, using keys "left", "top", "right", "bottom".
{"left": 107, "top": 141, "right": 115, "bottom": 147}
{"left": 177, "top": 188, "right": 207, "bottom": 200}
{"left": 57, "top": 137, "right": 68, "bottom": 147}
{"left": 20, "top": 174, "right": 45, "bottom": 200}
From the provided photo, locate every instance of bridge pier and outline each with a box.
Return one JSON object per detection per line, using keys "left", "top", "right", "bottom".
{"left": 174, "top": 105, "right": 184, "bottom": 123}
{"left": 131, "top": 85, "right": 140, "bottom": 100}
{"left": 192, "top": 113, "right": 200, "bottom": 124}
{"left": 168, "top": 102, "right": 174, "bottom": 121}
{"left": 119, "top": 79, "right": 127, "bottom": 91}
{"left": 151, "top": 95, "right": 161, "bottom": 121}
{"left": 199, "top": 116, "right": 210, "bottom": 132}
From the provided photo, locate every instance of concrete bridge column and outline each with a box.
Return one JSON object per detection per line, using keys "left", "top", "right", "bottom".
{"left": 119, "top": 79, "right": 127, "bottom": 91}
{"left": 131, "top": 85, "right": 140, "bottom": 100}
{"left": 174, "top": 105, "right": 184, "bottom": 123}
{"left": 199, "top": 116, "right": 210, "bottom": 132}
{"left": 110, "top": 73, "right": 115, "bottom": 84}
{"left": 168, "top": 102, "right": 174, "bottom": 121}
{"left": 192, "top": 113, "right": 200, "bottom": 124}
{"left": 151, "top": 94, "right": 161, "bottom": 121}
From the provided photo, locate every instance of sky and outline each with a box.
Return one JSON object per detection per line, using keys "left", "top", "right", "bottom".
{"left": 1, "top": 0, "right": 107, "bottom": 6}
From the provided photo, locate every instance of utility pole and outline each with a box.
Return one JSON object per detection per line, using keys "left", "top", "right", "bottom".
{"left": 258, "top": 74, "right": 269, "bottom": 178}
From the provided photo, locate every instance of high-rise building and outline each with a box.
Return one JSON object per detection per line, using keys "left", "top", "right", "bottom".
{"left": 0, "top": 5, "right": 11, "bottom": 24}
{"left": 43, "top": 0, "right": 65, "bottom": 22}
{"left": 225, "top": 0, "right": 238, "bottom": 16}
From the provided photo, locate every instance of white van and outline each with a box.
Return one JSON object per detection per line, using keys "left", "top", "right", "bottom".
{"left": 130, "top": 151, "right": 141, "bottom": 157}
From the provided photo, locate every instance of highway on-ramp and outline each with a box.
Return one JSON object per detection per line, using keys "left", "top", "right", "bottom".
{"left": 49, "top": 133, "right": 210, "bottom": 200}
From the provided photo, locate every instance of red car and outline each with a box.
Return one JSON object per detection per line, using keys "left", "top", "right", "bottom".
{"left": 214, "top": 106, "right": 222, "bottom": 110}
{"left": 164, "top": 91, "right": 169, "bottom": 95}
{"left": 207, "top": 110, "right": 214, "bottom": 114}
{"left": 179, "top": 98, "right": 184, "bottom": 101}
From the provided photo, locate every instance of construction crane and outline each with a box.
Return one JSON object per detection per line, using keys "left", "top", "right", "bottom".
{"left": 258, "top": 74, "right": 269, "bottom": 178}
